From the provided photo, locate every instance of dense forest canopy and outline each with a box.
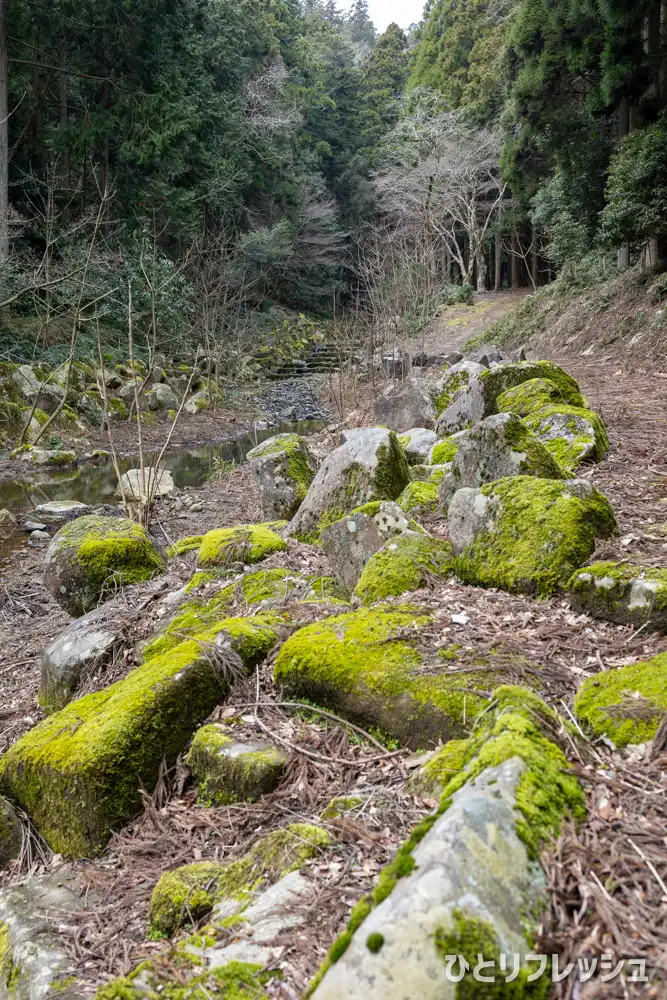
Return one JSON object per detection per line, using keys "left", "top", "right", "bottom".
{"left": 0, "top": 0, "right": 666, "bottom": 359}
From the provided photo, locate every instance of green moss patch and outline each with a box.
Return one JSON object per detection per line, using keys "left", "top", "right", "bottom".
{"left": 97, "top": 959, "right": 273, "bottom": 1000}
{"left": 355, "top": 533, "right": 453, "bottom": 603}
{"left": 453, "top": 477, "right": 617, "bottom": 597}
{"left": 274, "top": 605, "right": 494, "bottom": 749}
{"left": 167, "top": 535, "right": 204, "bottom": 558}
{"left": 43, "top": 515, "right": 165, "bottom": 616}
{"left": 407, "top": 739, "right": 470, "bottom": 797}
{"left": 524, "top": 403, "right": 609, "bottom": 472}
{"left": 197, "top": 524, "right": 286, "bottom": 568}
{"left": 149, "top": 823, "right": 331, "bottom": 935}
{"left": 574, "top": 656, "right": 667, "bottom": 746}
{"left": 0, "top": 617, "right": 279, "bottom": 856}
{"left": 497, "top": 376, "right": 585, "bottom": 416}
{"left": 429, "top": 438, "right": 459, "bottom": 465}
{"left": 396, "top": 481, "right": 438, "bottom": 514}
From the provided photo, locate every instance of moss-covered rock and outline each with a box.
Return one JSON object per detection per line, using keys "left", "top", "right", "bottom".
{"left": 308, "top": 686, "right": 584, "bottom": 999}
{"left": 186, "top": 724, "right": 287, "bottom": 806}
{"left": 396, "top": 481, "right": 438, "bottom": 515}
{"left": 428, "top": 437, "right": 460, "bottom": 465}
{"left": 12, "top": 446, "right": 77, "bottom": 467}
{"left": 436, "top": 359, "right": 584, "bottom": 436}
{"left": 574, "top": 656, "right": 667, "bottom": 746}
{"left": 569, "top": 560, "right": 667, "bottom": 630}
{"left": 496, "top": 376, "right": 585, "bottom": 416}
{"left": 321, "top": 796, "right": 363, "bottom": 820}
{"left": 149, "top": 823, "right": 331, "bottom": 936}
{"left": 398, "top": 428, "right": 437, "bottom": 465}
{"left": 197, "top": 524, "right": 286, "bottom": 568}
{"left": 0, "top": 797, "right": 22, "bottom": 867}
{"left": 0, "top": 617, "right": 279, "bottom": 856}
{"left": 43, "top": 515, "right": 165, "bottom": 616}
{"left": 449, "top": 477, "right": 617, "bottom": 596}
{"left": 524, "top": 403, "right": 610, "bottom": 472}
{"left": 247, "top": 433, "right": 316, "bottom": 520}
{"left": 408, "top": 464, "right": 448, "bottom": 484}
{"left": 97, "top": 959, "right": 272, "bottom": 1000}
{"left": 431, "top": 361, "right": 486, "bottom": 419}
{"left": 355, "top": 532, "right": 453, "bottom": 604}
{"left": 287, "top": 428, "right": 411, "bottom": 543}
{"left": 438, "top": 412, "right": 566, "bottom": 507}
{"left": 167, "top": 535, "right": 204, "bottom": 558}
{"left": 274, "top": 605, "right": 496, "bottom": 748}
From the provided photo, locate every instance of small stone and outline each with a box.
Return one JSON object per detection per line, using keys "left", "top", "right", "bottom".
{"left": 23, "top": 519, "right": 47, "bottom": 532}
{"left": 186, "top": 724, "right": 288, "bottom": 805}
{"left": 29, "top": 530, "right": 50, "bottom": 545}
{"left": 34, "top": 501, "right": 90, "bottom": 521}
{"left": 116, "top": 466, "right": 175, "bottom": 500}
{"left": 40, "top": 606, "right": 122, "bottom": 711}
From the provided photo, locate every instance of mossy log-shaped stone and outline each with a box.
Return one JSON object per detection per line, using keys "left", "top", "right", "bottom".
{"left": 574, "top": 656, "right": 667, "bottom": 747}
{"left": 186, "top": 724, "right": 287, "bottom": 806}
{"left": 436, "top": 360, "right": 584, "bottom": 436}
{"left": 0, "top": 797, "right": 22, "bottom": 867}
{"left": 308, "top": 686, "right": 585, "bottom": 999}
{"left": 287, "top": 429, "right": 411, "bottom": 543}
{"left": 149, "top": 823, "right": 330, "bottom": 936}
{"left": 396, "top": 481, "right": 438, "bottom": 515}
{"left": 246, "top": 433, "right": 316, "bottom": 520}
{"left": 397, "top": 428, "right": 437, "bottom": 465}
{"left": 448, "top": 477, "right": 617, "bottom": 597}
{"left": 0, "top": 617, "right": 279, "bottom": 856}
{"left": 372, "top": 379, "right": 437, "bottom": 432}
{"left": 320, "top": 501, "right": 419, "bottom": 591}
{"left": 569, "top": 561, "right": 667, "bottom": 630}
{"left": 273, "top": 605, "right": 496, "bottom": 748}
{"left": 438, "top": 412, "right": 566, "bottom": 507}
{"left": 197, "top": 524, "right": 286, "bottom": 568}
{"left": 43, "top": 515, "right": 165, "bottom": 616}
{"left": 355, "top": 532, "right": 453, "bottom": 604}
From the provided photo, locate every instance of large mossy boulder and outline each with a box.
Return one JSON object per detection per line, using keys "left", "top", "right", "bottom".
{"left": 448, "top": 477, "right": 617, "bottom": 596}
{"left": 149, "top": 822, "right": 330, "bottom": 936}
{"left": 355, "top": 532, "right": 453, "bottom": 604}
{"left": 436, "top": 360, "right": 583, "bottom": 436}
{"left": 286, "top": 428, "right": 410, "bottom": 543}
{"left": 0, "top": 616, "right": 279, "bottom": 856}
{"left": 186, "top": 724, "right": 287, "bottom": 806}
{"left": 575, "top": 656, "right": 667, "bottom": 747}
{"left": 372, "top": 378, "right": 437, "bottom": 431}
{"left": 320, "top": 501, "right": 418, "bottom": 590}
{"left": 569, "top": 561, "right": 667, "bottom": 630}
{"left": 309, "top": 686, "right": 585, "bottom": 1000}
{"left": 197, "top": 523, "right": 286, "bottom": 568}
{"left": 438, "top": 412, "right": 566, "bottom": 506}
{"left": 43, "top": 515, "right": 165, "bottom": 616}
{"left": 273, "top": 605, "right": 497, "bottom": 748}
{"left": 524, "top": 404, "right": 609, "bottom": 472}
{"left": 246, "top": 433, "right": 316, "bottom": 519}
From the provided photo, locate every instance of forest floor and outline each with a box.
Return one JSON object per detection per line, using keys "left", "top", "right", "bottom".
{"left": 0, "top": 290, "right": 666, "bottom": 997}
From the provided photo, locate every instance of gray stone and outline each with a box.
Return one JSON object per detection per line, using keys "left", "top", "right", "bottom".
{"left": 441, "top": 351, "right": 464, "bottom": 367}
{"left": 438, "top": 412, "right": 566, "bottom": 507}
{"left": 28, "top": 530, "right": 50, "bottom": 546}
{"left": 184, "top": 389, "right": 212, "bottom": 414}
{"left": 186, "top": 724, "right": 287, "bottom": 805}
{"left": 0, "top": 796, "right": 22, "bottom": 866}
{"left": 320, "top": 501, "right": 417, "bottom": 590}
{"left": 400, "top": 427, "right": 437, "bottom": 465}
{"left": 311, "top": 759, "right": 546, "bottom": 1000}
{"left": 117, "top": 380, "right": 141, "bottom": 405}
{"left": 380, "top": 350, "right": 411, "bottom": 379}
{"left": 22, "top": 520, "right": 47, "bottom": 533}
{"left": 150, "top": 367, "right": 165, "bottom": 384}
{"left": 10, "top": 365, "right": 41, "bottom": 398}
{"left": 467, "top": 342, "right": 505, "bottom": 365}
{"left": 0, "top": 509, "right": 16, "bottom": 528}
{"left": 246, "top": 433, "right": 316, "bottom": 520}
{"left": 15, "top": 449, "right": 77, "bottom": 468}
{"left": 40, "top": 606, "right": 122, "bottom": 711}
{"left": 286, "top": 428, "right": 410, "bottom": 542}
{"left": 116, "top": 466, "right": 175, "bottom": 500}
{"left": 34, "top": 501, "right": 90, "bottom": 521}
{"left": 0, "top": 873, "right": 87, "bottom": 1000}
{"left": 373, "top": 378, "right": 437, "bottom": 432}
{"left": 147, "top": 383, "right": 179, "bottom": 411}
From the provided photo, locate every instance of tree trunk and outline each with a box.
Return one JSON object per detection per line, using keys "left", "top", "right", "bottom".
{"left": 661, "top": 1, "right": 667, "bottom": 109}
{"left": 510, "top": 231, "right": 520, "bottom": 288}
{"left": 530, "top": 228, "right": 539, "bottom": 288}
{"left": 476, "top": 242, "right": 487, "bottom": 293}
{"left": 0, "top": 0, "right": 8, "bottom": 262}
{"left": 617, "top": 98, "right": 630, "bottom": 272}
{"left": 59, "top": 43, "right": 70, "bottom": 212}
{"left": 494, "top": 230, "right": 502, "bottom": 291}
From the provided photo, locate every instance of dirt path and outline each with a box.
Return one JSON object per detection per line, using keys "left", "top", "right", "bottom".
{"left": 401, "top": 289, "right": 528, "bottom": 357}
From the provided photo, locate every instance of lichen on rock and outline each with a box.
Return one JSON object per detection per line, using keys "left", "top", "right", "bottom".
{"left": 523, "top": 403, "right": 610, "bottom": 472}
{"left": 43, "top": 515, "right": 165, "bottom": 616}
{"left": 574, "top": 656, "right": 667, "bottom": 746}
{"left": 449, "top": 476, "right": 617, "bottom": 596}
{"left": 274, "top": 605, "right": 494, "bottom": 748}
{"left": 247, "top": 433, "right": 316, "bottom": 520}
{"left": 149, "top": 823, "right": 331, "bottom": 936}
{"left": 355, "top": 532, "right": 453, "bottom": 604}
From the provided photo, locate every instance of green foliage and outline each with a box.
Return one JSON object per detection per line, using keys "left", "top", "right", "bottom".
{"left": 602, "top": 117, "right": 667, "bottom": 257}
